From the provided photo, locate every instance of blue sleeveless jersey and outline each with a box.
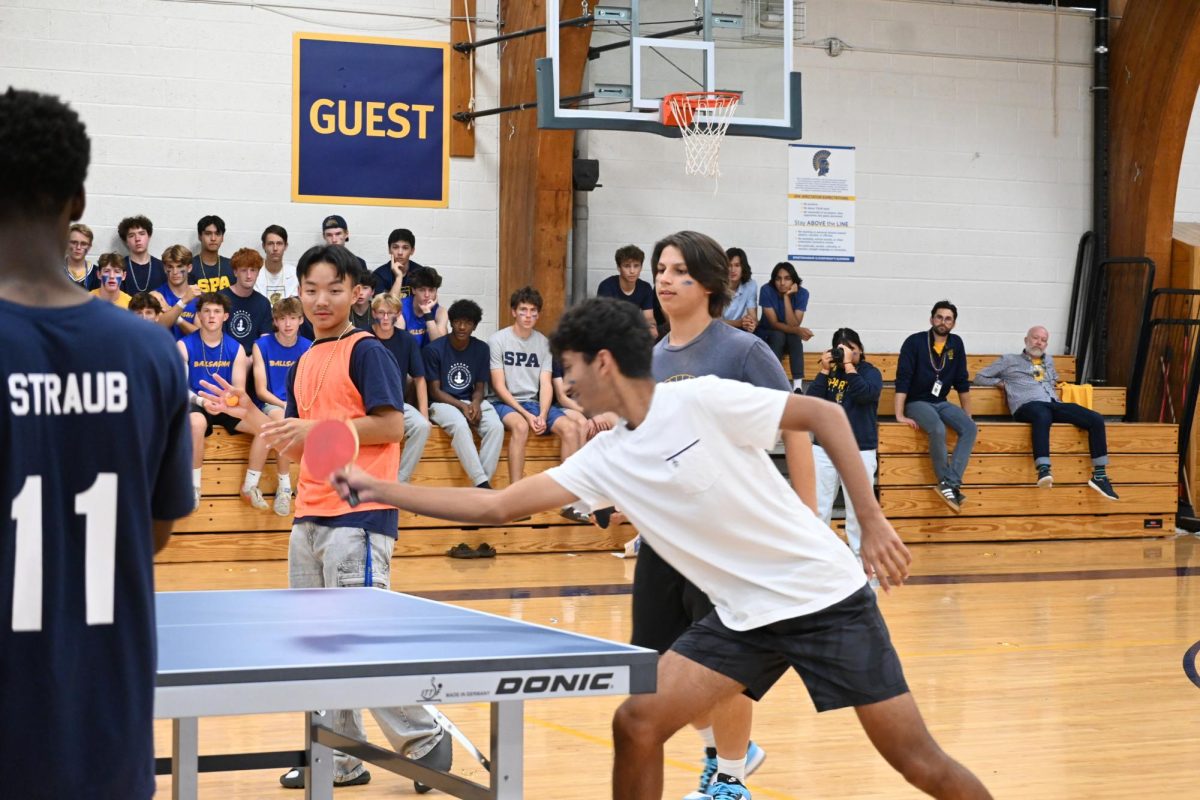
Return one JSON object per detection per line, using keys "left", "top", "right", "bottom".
{"left": 256, "top": 333, "right": 312, "bottom": 403}
{"left": 400, "top": 295, "right": 439, "bottom": 347}
{"left": 153, "top": 282, "right": 197, "bottom": 340}
{"left": 0, "top": 296, "right": 193, "bottom": 799}
{"left": 181, "top": 331, "right": 241, "bottom": 395}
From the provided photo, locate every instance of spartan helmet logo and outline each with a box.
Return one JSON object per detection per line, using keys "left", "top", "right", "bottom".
{"left": 812, "top": 149, "right": 832, "bottom": 177}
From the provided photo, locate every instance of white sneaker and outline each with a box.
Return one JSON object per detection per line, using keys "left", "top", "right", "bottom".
{"left": 241, "top": 486, "right": 269, "bottom": 510}
{"left": 273, "top": 490, "right": 292, "bottom": 517}
{"left": 192, "top": 487, "right": 202, "bottom": 512}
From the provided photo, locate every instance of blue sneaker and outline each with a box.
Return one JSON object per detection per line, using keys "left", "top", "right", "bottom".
{"left": 745, "top": 741, "right": 766, "bottom": 775}
{"left": 682, "top": 748, "right": 718, "bottom": 800}
{"left": 707, "top": 774, "right": 751, "bottom": 798}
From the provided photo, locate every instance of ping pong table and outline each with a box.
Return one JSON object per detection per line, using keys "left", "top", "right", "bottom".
{"left": 154, "top": 588, "right": 657, "bottom": 800}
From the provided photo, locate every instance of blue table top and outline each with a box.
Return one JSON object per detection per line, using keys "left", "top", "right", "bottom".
{"left": 157, "top": 588, "right": 654, "bottom": 687}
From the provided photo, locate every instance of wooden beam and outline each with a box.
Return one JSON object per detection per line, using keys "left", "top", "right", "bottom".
{"left": 498, "top": 0, "right": 592, "bottom": 332}
{"left": 1107, "top": 0, "right": 1200, "bottom": 385}
{"left": 450, "top": 0, "right": 477, "bottom": 158}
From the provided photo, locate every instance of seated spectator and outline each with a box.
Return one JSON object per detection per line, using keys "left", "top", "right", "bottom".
{"left": 350, "top": 272, "right": 377, "bottom": 330}
{"left": 220, "top": 248, "right": 273, "bottom": 354}
{"left": 151, "top": 244, "right": 201, "bottom": 340}
{"left": 805, "top": 328, "right": 883, "bottom": 563}
{"left": 895, "top": 301, "right": 976, "bottom": 512}
{"left": 321, "top": 214, "right": 368, "bottom": 271}
{"left": 373, "top": 227, "right": 427, "bottom": 298}
{"left": 64, "top": 222, "right": 94, "bottom": 287}
{"left": 597, "top": 244, "right": 657, "bottom": 338}
{"left": 245, "top": 297, "right": 313, "bottom": 515}
{"left": 552, "top": 359, "right": 613, "bottom": 441}
{"left": 976, "top": 325, "right": 1118, "bottom": 499}
{"left": 371, "top": 293, "right": 431, "bottom": 483}
{"left": 721, "top": 247, "right": 758, "bottom": 334}
{"left": 488, "top": 286, "right": 584, "bottom": 514}
{"left": 128, "top": 291, "right": 163, "bottom": 323}
{"left": 192, "top": 214, "right": 234, "bottom": 292}
{"left": 90, "top": 253, "right": 132, "bottom": 308}
{"left": 401, "top": 267, "right": 449, "bottom": 346}
{"left": 177, "top": 292, "right": 252, "bottom": 510}
{"left": 758, "top": 261, "right": 812, "bottom": 391}
{"left": 423, "top": 299, "right": 503, "bottom": 489}
{"left": 255, "top": 224, "right": 297, "bottom": 305}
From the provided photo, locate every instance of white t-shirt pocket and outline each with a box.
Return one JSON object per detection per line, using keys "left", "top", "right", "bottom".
{"left": 663, "top": 438, "right": 719, "bottom": 494}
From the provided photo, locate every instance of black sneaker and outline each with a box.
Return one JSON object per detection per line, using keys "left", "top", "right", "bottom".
{"left": 412, "top": 731, "right": 453, "bottom": 794}
{"left": 954, "top": 487, "right": 966, "bottom": 507}
{"left": 1036, "top": 464, "right": 1053, "bottom": 488}
{"left": 279, "top": 767, "right": 371, "bottom": 789}
{"left": 1088, "top": 475, "right": 1119, "bottom": 501}
{"left": 935, "top": 481, "right": 961, "bottom": 513}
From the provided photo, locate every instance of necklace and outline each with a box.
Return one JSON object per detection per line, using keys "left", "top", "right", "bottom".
{"left": 296, "top": 323, "right": 356, "bottom": 412}
{"left": 927, "top": 329, "right": 948, "bottom": 375}
{"left": 200, "top": 335, "right": 226, "bottom": 379}
{"left": 125, "top": 256, "right": 152, "bottom": 292}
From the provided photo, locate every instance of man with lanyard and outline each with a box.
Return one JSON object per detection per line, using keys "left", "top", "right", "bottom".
{"left": 192, "top": 214, "right": 234, "bottom": 292}
{"left": 975, "top": 325, "right": 1119, "bottom": 499}
{"left": 372, "top": 227, "right": 427, "bottom": 298}
{"left": 894, "top": 300, "right": 976, "bottom": 512}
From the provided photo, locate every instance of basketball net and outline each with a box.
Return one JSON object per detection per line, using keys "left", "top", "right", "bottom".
{"left": 663, "top": 91, "right": 741, "bottom": 188}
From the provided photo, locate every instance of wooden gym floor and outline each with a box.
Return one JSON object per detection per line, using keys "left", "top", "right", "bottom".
{"left": 154, "top": 536, "right": 1200, "bottom": 798}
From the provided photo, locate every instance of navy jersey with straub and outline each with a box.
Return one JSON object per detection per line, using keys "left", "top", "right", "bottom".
{"left": 0, "top": 297, "right": 194, "bottom": 799}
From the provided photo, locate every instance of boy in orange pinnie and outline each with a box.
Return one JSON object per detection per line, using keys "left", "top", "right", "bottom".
{"left": 199, "top": 244, "right": 450, "bottom": 790}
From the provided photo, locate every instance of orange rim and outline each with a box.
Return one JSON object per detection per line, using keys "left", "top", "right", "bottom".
{"left": 661, "top": 91, "right": 741, "bottom": 127}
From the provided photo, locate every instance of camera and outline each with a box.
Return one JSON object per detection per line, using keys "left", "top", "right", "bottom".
{"left": 831, "top": 346, "right": 845, "bottom": 366}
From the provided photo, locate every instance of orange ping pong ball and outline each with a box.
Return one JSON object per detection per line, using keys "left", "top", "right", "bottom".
{"left": 225, "top": 395, "right": 240, "bottom": 407}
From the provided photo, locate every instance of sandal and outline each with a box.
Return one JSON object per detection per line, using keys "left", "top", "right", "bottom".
{"left": 447, "top": 543, "right": 476, "bottom": 559}
{"left": 474, "top": 543, "right": 497, "bottom": 558}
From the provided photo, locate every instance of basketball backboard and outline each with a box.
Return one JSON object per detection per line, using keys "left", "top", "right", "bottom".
{"left": 537, "top": 0, "right": 802, "bottom": 139}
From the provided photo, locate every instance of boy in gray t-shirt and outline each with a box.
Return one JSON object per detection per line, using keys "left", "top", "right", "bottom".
{"left": 488, "top": 286, "right": 584, "bottom": 498}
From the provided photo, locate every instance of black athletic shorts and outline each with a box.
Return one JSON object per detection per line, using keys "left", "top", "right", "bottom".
{"left": 193, "top": 406, "right": 241, "bottom": 437}
{"left": 670, "top": 585, "right": 909, "bottom": 712}
{"left": 631, "top": 542, "right": 715, "bottom": 654}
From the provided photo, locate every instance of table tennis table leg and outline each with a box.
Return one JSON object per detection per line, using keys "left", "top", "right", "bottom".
{"left": 489, "top": 700, "right": 524, "bottom": 799}
{"left": 171, "top": 717, "right": 199, "bottom": 800}
{"left": 306, "top": 709, "right": 336, "bottom": 800}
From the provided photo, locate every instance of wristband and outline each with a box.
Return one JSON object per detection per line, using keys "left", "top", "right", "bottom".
{"left": 422, "top": 312, "right": 435, "bottom": 322}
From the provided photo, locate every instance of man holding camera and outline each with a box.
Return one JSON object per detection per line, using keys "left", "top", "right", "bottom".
{"left": 805, "top": 329, "right": 884, "bottom": 562}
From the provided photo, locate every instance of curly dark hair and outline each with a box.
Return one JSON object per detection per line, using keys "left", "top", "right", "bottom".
{"left": 550, "top": 298, "right": 653, "bottom": 379}
{"left": 0, "top": 87, "right": 90, "bottom": 217}
{"left": 448, "top": 299, "right": 483, "bottom": 325}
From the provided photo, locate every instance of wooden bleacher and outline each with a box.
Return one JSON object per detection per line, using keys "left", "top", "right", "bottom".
{"left": 160, "top": 431, "right": 630, "bottom": 564}
{"left": 161, "top": 353, "right": 1179, "bottom": 564}
{"left": 788, "top": 353, "right": 1178, "bottom": 543}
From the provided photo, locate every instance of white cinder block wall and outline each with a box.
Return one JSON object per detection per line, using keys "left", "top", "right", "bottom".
{"left": 585, "top": 0, "right": 1096, "bottom": 355}
{"left": 1, "top": 0, "right": 1101, "bottom": 351}
{"left": 1177, "top": 94, "right": 1200, "bottom": 223}
{"left": 0, "top": 0, "right": 505, "bottom": 334}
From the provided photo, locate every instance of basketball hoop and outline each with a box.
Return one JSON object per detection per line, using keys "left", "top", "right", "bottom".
{"left": 661, "top": 91, "right": 741, "bottom": 180}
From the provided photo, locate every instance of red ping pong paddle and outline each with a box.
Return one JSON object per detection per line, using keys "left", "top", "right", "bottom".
{"left": 304, "top": 419, "right": 361, "bottom": 507}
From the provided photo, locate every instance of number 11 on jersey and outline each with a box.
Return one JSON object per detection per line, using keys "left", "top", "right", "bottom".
{"left": 10, "top": 473, "right": 118, "bottom": 632}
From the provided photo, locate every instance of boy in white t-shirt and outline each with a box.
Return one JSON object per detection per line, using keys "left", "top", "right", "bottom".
{"left": 331, "top": 299, "right": 991, "bottom": 800}
{"left": 254, "top": 224, "right": 298, "bottom": 306}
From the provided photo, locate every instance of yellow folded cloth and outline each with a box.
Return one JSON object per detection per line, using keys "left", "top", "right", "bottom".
{"left": 1058, "top": 382, "right": 1093, "bottom": 409}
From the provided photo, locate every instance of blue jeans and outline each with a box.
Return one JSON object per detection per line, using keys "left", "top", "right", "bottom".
{"left": 905, "top": 400, "right": 977, "bottom": 489}
{"left": 764, "top": 329, "right": 805, "bottom": 379}
{"left": 1012, "top": 400, "right": 1108, "bottom": 466}
{"left": 288, "top": 522, "right": 443, "bottom": 780}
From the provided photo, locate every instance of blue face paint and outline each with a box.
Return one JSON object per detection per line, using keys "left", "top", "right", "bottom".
{"left": 681, "top": 279, "right": 695, "bottom": 286}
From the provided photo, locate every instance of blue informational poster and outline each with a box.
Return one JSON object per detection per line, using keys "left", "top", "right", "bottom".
{"left": 293, "top": 33, "right": 449, "bottom": 207}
